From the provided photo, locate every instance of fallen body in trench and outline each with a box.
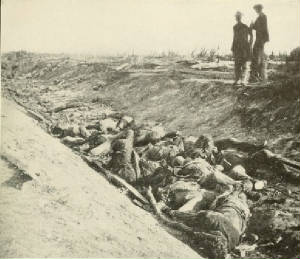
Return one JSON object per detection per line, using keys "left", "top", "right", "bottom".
{"left": 50, "top": 117, "right": 299, "bottom": 258}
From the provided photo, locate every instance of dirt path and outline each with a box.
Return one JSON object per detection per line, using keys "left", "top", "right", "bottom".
{"left": 0, "top": 98, "right": 201, "bottom": 258}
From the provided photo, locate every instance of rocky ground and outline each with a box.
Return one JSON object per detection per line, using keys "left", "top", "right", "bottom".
{"left": 1, "top": 51, "right": 300, "bottom": 258}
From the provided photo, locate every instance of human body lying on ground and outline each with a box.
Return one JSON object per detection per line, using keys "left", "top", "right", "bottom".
{"left": 142, "top": 135, "right": 263, "bottom": 258}
{"left": 49, "top": 111, "right": 298, "bottom": 258}
{"left": 52, "top": 118, "right": 273, "bottom": 258}
{"left": 147, "top": 185, "right": 251, "bottom": 259}
{"left": 54, "top": 122, "right": 263, "bottom": 258}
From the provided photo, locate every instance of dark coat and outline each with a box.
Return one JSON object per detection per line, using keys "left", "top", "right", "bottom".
{"left": 231, "top": 22, "right": 252, "bottom": 60}
{"left": 253, "top": 13, "right": 269, "bottom": 45}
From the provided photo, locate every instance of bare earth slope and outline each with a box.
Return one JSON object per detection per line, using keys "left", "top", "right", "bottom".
{"left": 0, "top": 99, "right": 201, "bottom": 259}
{"left": 2, "top": 52, "right": 298, "bottom": 160}
{"left": 1, "top": 52, "right": 300, "bottom": 259}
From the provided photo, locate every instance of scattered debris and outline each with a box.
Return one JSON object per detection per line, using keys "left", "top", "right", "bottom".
{"left": 3, "top": 51, "right": 299, "bottom": 259}
{"left": 45, "top": 110, "right": 300, "bottom": 258}
{"left": 51, "top": 102, "right": 84, "bottom": 113}
{"left": 26, "top": 109, "right": 48, "bottom": 123}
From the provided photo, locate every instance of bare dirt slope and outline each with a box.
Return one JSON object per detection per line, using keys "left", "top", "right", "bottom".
{"left": 0, "top": 98, "right": 201, "bottom": 259}
{"left": 1, "top": 51, "right": 300, "bottom": 259}
{"left": 2, "top": 52, "right": 298, "bottom": 160}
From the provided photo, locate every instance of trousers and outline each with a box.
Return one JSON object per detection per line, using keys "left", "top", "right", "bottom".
{"left": 251, "top": 42, "right": 267, "bottom": 81}
{"left": 234, "top": 56, "right": 250, "bottom": 84}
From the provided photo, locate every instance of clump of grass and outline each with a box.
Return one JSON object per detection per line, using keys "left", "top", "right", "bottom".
{"left": 190, "top": 48, "right": 220, "bottom": 62}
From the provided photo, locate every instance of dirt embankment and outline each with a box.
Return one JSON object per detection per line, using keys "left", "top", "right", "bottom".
{"left": 2, "top": 51, "right": 299, "bottom": 160}
{"left": 1, "top": 51, "right": 300, "bottom": 259}
{"left": 0, "top": 99, "right": 201, "bottom": 258}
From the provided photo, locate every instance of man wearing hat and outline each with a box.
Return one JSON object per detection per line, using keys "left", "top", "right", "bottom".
{"left": 250, "top": 4, "right": 269, "bottom": 82}
{"left": 231, "top": 11, "right": 253, "bottom": 86}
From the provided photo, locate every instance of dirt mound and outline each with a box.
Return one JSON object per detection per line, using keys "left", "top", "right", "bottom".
{"left": 0, "top": 99, "right": 201, "bottom": 258}
{"left": 1, "top": 51, "right": 300, "bottom": 259}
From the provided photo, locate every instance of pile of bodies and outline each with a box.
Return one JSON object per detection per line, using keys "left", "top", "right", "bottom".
{"left": 49, "top": 114, "right": 298, "bottom": 259}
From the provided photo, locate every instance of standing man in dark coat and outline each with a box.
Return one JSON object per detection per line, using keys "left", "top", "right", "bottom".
{"left": 231, "top": 11, "right": 253, "bottom": 86}
{"left": 250, "top": 4, "right": 269, "bottom": 82}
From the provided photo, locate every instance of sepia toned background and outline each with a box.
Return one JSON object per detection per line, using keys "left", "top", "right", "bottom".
{"left": 1, "top": 0, "right": 300, "bottom": 55}
{"left": 1, "top": 1, "right": 300, "bottom": 259}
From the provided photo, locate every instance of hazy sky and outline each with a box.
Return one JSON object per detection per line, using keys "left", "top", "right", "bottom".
{"left": 1, "top": 0, "right": 300, "bottom": 55}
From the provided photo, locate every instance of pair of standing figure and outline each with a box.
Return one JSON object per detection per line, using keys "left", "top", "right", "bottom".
{"left": 232, "top": 4, "right": 269, "bottom": 86}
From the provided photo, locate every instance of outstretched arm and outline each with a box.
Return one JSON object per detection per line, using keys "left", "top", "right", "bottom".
{"left": 146, "top": 187, "right": 195, "bottom": 234}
